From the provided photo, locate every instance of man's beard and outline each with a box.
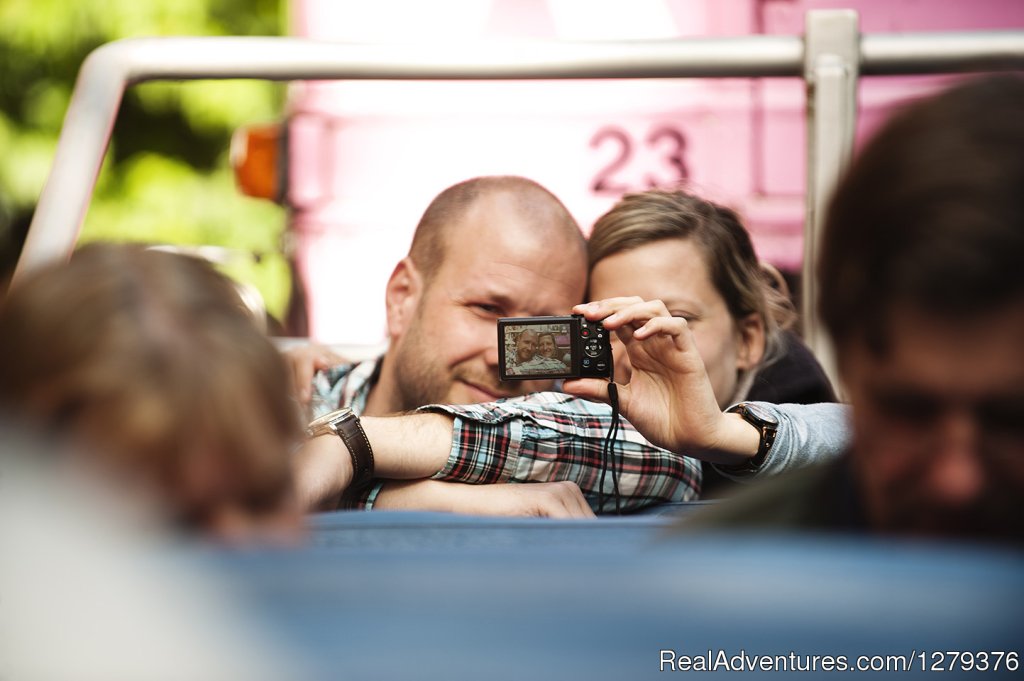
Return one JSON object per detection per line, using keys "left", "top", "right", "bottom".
{"left": 868, "top": 477, "right": 1024, "bottom": 546}
{"left": 391, "top": 314, "right": 530, "bottom": 412}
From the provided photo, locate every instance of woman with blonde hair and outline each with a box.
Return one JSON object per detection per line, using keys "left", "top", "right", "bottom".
{"left": 584, "top": 189, "right": 835, "bottom": 493}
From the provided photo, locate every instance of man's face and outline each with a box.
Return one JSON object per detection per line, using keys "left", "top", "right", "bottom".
{"left": 516, "top": 331, "right": 538, "bottom": 363}
{"left": 842, "top": 304, "right": 1024, "bottom": 543}
{"left": 390, "top": 192, "right": 586, "bottom": 409}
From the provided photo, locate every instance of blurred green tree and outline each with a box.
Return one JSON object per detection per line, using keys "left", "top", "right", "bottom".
{"left": 0, "top": 0, "right": 293, "bottom": 323}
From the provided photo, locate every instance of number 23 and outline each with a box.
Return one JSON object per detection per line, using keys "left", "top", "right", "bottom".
{"left": 590, "top": 124, "right": 690, "bottom": 195}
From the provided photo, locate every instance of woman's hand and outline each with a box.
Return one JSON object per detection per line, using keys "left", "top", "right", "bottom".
{"left": 563, "top": 298, "right": 756, "bottom": 462}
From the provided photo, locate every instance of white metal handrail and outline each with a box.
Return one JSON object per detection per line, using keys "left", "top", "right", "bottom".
{"left": 13, "top": 10, "right": 1024, "bottom": 383}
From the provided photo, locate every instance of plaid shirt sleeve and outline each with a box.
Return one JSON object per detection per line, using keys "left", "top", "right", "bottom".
{"left": 414, "top": 392, "right": 702, "bottom": 514}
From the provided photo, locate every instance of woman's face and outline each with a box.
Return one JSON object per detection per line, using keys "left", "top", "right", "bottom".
{"left": 539, "top": 335, "right": 558, "bottom": 358}
{"left": 588, "top": 237, "right": 763, "bottom": 408}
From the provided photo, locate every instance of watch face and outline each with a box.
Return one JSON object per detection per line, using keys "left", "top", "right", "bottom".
{"left": 307, "top": 407, "right": 352, "bottom": 434}
{"left": 743, "top": 403, "right": 779, "bottom": 427}
{"left": 308, "top": 411, "right": 336, "bottom": 429}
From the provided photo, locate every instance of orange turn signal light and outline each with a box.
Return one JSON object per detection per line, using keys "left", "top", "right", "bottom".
{"left": 231, "top": 123, "right": 284, "bottom": 202}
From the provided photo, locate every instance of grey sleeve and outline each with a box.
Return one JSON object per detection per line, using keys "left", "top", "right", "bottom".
{"left": 712, "top": 402, "right": 852, "bottom": 482}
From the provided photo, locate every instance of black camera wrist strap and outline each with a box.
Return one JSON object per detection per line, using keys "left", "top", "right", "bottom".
{"left": 598, "top": 381, "right": 624, "bottom": 515}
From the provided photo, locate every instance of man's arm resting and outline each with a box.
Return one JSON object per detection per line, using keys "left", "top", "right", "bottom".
{"left": 372, "top": 479, "right": 596, "bottom": 518}
{"left": 293, "top": 395, "right": 702, "bottom": 513}
{"left": 291, "top": 412, "right": 454, "bottom": 511}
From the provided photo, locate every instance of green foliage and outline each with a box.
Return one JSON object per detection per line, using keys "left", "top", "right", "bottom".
{"left": 0, "top": 0, "right": 292, "bottom": 322}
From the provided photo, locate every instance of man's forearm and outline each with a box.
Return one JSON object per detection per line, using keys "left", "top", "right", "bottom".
{"left": 292, "top": 412, "right": 455, "bottom": 510}
{"left": 361, "top": 412, "right": 454, "bottom": 478}
{"left": 373, "top": 479, "right": 596, "bottom": 518}
{"left": 296, "top": 393, "right": 704, "bottom": 512}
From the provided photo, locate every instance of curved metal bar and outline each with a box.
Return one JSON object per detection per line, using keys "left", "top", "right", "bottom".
{"left": 13, "top": 34, "right": 805, "bottom": 283}
{"left": 116, "top": 35, "right": 807, "bottom": 82}
{"left": 14, "top": 27, "right": 1024, "bottom": 286}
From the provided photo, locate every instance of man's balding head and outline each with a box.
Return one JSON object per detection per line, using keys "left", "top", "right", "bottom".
{"left": 408, "top": 176, "right": 585, "bottom": 282}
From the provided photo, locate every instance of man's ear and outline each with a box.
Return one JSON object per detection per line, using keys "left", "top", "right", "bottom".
{"left": 385, "top": 257, "right": 423, "bottom": 339}
{"left": 735, "top": 312, "right": 766, "bottom": 371}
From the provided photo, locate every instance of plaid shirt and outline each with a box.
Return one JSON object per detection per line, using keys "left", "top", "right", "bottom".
{"left": 311, "top": 358, "right": 702, "bottom": 514}
{"left": 310, "top": 358, "right": 379, "bottom": 418}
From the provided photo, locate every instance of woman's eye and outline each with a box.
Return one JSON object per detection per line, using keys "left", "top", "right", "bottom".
{"left": 671, "top": 312, "right": 697, "bottom": 323}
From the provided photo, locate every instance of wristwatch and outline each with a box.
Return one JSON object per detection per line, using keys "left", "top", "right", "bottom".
{"left": 718, "top": 402, "right": 778, "bottom": 474}
{"left": 306, "top": 407, "right": 375, "bottom": 491}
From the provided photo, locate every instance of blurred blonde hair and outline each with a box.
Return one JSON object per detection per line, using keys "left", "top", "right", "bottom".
{"left": 0, "top": 243, "right": 301, "bottom": 532}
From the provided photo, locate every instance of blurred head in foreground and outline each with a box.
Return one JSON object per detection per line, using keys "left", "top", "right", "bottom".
{"left": 819, "top": 74, "right": 1024, "bottom": 542}
{"left": 0, "top": 243, "right": 302, "bottom": 542}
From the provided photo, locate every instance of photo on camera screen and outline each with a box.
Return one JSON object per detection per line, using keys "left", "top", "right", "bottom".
{"left": 502, "top": 322, "right": 573, "bottom": 378}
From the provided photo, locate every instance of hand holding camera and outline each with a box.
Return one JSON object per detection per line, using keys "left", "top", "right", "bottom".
{"left": 560, "top": 297, "right": 734, "bottom": 457}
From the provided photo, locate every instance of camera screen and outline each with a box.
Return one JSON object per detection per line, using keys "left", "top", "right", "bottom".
{"left": 502, "top": 322, "right": 573, "bottom": 378}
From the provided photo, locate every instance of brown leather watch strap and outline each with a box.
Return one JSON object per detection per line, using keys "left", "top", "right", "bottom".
{"left": 306, "top": 408, "right": 375, "bottom": 493}
{"left": 333, "top": 411, "right": 375, "bottom": 491}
